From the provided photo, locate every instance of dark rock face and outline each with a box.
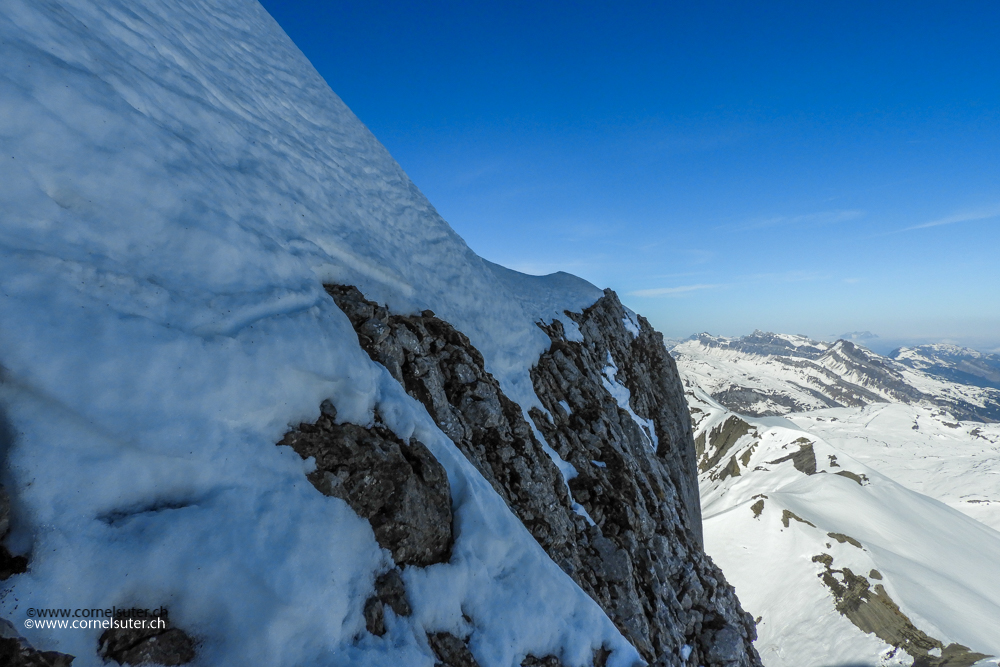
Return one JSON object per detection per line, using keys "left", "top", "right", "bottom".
{"left": 324, "top": 284, "right": 579, "bottom": 566}
{"left": 521, "top": 648, "right": 611, "bottom": 667}
{"left": 364, "top": 568, "right": 413, "bottom": 636}
{"left": 98, "top": 614, "right": 196, "bottom": 666}
{"left": 767, "top": 439, "right": 817, "bottom": 475}
{"left": 0, "top": 635, "right": 75, "bottom": 667}
{"left": 529, "top": 291, "right": 757, "bottom": 666}
{"left": 427, "top": 632, "right": 481, "bottom": 667}
{"left": 279, "top": 401, "right": 453, "bottom": 567}
{"left": 0, "top": 485, "right": 28, "bottom": 580}
{"left": 326, "top": 284, "right": 761, "bottom": 667}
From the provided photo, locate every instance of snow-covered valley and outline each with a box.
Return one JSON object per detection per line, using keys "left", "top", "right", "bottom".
{"left": 672, "top": 333, "right": 1000, "bottom": 667}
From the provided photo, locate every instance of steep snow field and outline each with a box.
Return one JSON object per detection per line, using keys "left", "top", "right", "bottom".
{"left": 786, "top": 405, "right": 1000, "bottom": 532}
{"left": 0, "top": 1, "right": 646, "bottom": 666}
{"left": 678, "top": 357, "right": 1000, "bottom": 667}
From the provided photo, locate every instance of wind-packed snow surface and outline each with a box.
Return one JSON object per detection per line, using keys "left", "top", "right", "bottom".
{"left": 0, "top": 1, "right": 646, "bottom": 665}
{"left": 675, "top": 344, "right": 1000, "bottom": 667}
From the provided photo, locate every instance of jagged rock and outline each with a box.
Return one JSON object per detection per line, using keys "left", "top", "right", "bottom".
{"left": 0, "top": 547, "right": 28, "bottom": 580}
{"left": 706, "top": 626, "right": 743, "bottom": 663}
{"left": 98, "top": 613, "right": 195, "bottom": 666}
{"left": 0, "top": 484, "right": 28, "bottom": 580}
{"left": 696, "top": 416, "right": 756, "bottom": 476}
{"left": 325, "top": 284, "right": 581, "bottom": 566}
{"left": 520, "top": 656, "right": 563, "bottom": 667}
{"left": 767, "top": 439, "right": 817, "bottom": 475}
{"left": 279, "top": 403, "right": 453, "bottom": 567}
{"left": 364, "top": 596, "right": 386, "bottom": 637}
{"left": 0, "top": 486, "right": 44, "bottom": 664}
{"left": 0, "top": 635, "right": 74, "bottom": 667}
{"left": 364, "top": 568, "right": 413, "bottom": 636}
{"left": 427, "top": 632, "right": 480, "bottom": 667}
{"left": 521, "top": 651, "right": 613, "bottom": 667}
{"left": 374, "top": 568, "right": 412, "bottom": 617}
{"left": 529, "top": 291, "right": 758, "bottom": 665}
{"left": 326, "top": 284, "right": 762, "bottom": 666}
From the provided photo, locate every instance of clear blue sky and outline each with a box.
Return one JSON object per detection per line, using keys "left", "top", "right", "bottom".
{"left": 259, "top": 1, "right": 1000, "bottom": 350}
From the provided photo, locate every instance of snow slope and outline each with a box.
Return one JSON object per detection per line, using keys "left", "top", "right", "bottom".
{"left": 0, "top": 1, "right": 641, "bottom": 665}
{"left": 675, "top": 337, "right": 1000, "bottom": 666}
{"left": 687, "top": 387, "right": 1000, "bottom": 667}
{"left": 785, "top": 404, "right": 1000, "bottom": 532}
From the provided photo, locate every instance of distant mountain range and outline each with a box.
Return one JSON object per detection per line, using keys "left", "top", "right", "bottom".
{"left": 891, "top": 343, "right": 1000, "bottom": 390}
{"left": 671, "top": 331, "right": 1000, "bottom": 422}
{"left": 671, "top": 330, "right": 1000, "bottom": 666}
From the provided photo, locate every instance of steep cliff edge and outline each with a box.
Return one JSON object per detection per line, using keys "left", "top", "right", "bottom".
{"left": 318, "top": 285, "right": 760, "bottom": 667}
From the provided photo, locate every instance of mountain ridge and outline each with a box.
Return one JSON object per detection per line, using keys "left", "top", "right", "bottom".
{"left": 671, "top": 332, "right": 1000, "bottom": 422}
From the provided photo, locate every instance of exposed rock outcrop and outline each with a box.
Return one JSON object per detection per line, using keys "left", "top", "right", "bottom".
{"left": 363, "top": 568, "right": 412, "bottom": 637}
{"left": 0, "top": 485, "right": 28, "bottom": 580}
{"left": 811, "top": 553, "right": 990, "bottom": 667}
{"left": 0, "top": 633, "right": 75, "bottom": 667}
{"left": 279, "top": 401, "right": 453, "bottom": 567}
{"left": 98, "top": 612, "right": 196, "bottom": 666}
{"left": 529, "top": 291, "right": 756, "bottom": 666}
{"left": 323, "top": 284, "right": 761, "bottom": 667}
{"left": 427, "top": 632, "right": 481, "bottom": 667}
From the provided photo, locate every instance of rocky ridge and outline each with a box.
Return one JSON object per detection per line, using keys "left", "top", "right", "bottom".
{"left": 307, "top": 284, "right": 761, "bottom": 667}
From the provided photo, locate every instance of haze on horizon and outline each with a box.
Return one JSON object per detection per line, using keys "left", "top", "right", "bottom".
{"left": 260, "top": 0, "right": 1000, "bottom": 352}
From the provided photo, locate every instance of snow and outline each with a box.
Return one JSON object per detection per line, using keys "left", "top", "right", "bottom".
{"left": 673, "top": 334, "right": 1000, "bottom": 417}
{"left": 784, "top": 404, "right": 1000, "bottom": 531}
{"left": 621, "top": 309, "right": 641, "bottom": 339}
{"left": 0, "top": 1, "right": 637, "bottom": 665}
{"left": 601, "top": 352, "right": 658, "bottom": 451}
{"left": 681, "top": 368, "right": 1000, "bottom": 666}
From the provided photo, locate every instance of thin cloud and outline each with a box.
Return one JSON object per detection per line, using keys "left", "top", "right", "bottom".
{"left": 630, "top": 284, "right": 720, "bottom": 297}
{"left": 903, "top": 206, "right": 1000, "bottom": 231}
{"left": 730, "top": 209, "right": 864, "bottom": 232}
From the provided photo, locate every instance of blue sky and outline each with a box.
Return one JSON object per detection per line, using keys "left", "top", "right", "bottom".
{"left": 260, "top": 1, "right": 1000, "bottom": 350}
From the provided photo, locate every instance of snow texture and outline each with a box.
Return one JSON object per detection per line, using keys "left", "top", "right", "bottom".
{"left": 0, "top": 1, "right": 636, "bottom": 665}
{"left": 680, "top": 372, "right": 1000, "bottom": 667}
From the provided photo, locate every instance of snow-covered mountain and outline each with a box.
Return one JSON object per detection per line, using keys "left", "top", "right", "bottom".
{"left": 0, "top": 1, "right": 757, "bottom": 667}
{"left": 673, "top": 334, "right": 1000, "bottom": 667}
{"left": 672, "top": 332, "right": 1000, "bottom": 422}
{"left": 890, "top": 344, "right": 1000, "bottom": 391}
